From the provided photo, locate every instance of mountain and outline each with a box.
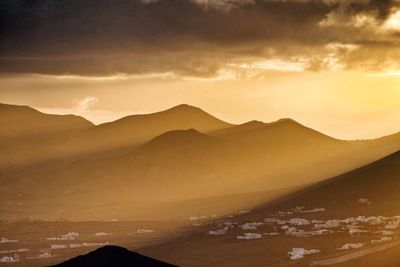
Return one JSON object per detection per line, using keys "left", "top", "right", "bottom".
{"left": 0, "top": 103, "right": 93, "bottom": 169}
{"left": 0, "top": 103, "right": 232, "bottom": 168}
{"left": 62, "top": 104, "right": 232, "bottom": 156}
{"left": 3, "top": 116, "right": 397, "bottom": 222}
{"left": 50, "top": 245, "right": 177, "bottom": 267}
{"left": 0, "top": 103, "right": 93, "bottom": 140}
{"left": 1, "top": 103, "right": 400, "bottom": 222}
{"left": 142, "top": 151, "right": 400, "bottom": 267}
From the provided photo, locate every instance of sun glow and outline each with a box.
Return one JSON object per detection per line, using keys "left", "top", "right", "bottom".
{"left": 384, "top": 10, "right": 400, "bottom": 31}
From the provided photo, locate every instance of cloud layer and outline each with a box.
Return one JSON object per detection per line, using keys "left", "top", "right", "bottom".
{"left": 1, "top": 0, "right": 399, "bottom": 77}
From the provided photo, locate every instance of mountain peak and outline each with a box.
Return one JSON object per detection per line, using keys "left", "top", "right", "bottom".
{"left": 263, "top": 118, "right": 306, "bottom": 129}
{"left": 275, "top": 118, "right": 299, "bottom": 124}
{"left": 242, "top": 120, "right": 265, "bottom": 127}
{"left": 165, "top": 104, "right": 205, "bottom": 114}
{"left": 170, "top": 103, "right": 197, "bottom": 109}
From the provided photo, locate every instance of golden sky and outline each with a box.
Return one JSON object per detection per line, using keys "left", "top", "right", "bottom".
{"left": 1, "top": 0, "right": 400, "bottom": 139}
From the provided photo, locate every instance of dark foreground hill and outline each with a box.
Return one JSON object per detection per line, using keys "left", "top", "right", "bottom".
{"left": 50, "top": 245, "right": 177, "bottom": 267}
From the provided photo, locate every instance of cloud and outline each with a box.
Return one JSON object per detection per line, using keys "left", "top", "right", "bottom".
{"left": 77, "top": 96, "right": 98, "bottom": 112}
{"left": 0, "top": 0, "right": 399, "bottom": 78}
{"left": 190, "top": 0, "right": 255, "bottom": 11}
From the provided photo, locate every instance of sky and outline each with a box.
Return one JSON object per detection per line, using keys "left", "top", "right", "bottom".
{"left": 1, "top": 0, "right": 400, "bottom": 139}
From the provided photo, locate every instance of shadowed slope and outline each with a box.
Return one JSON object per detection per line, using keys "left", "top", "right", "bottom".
{"left": 50, "top": 245, "right": 177, "bottom": 267}
{"left": 142, "top": 151, "right": 400, "bottom": 267}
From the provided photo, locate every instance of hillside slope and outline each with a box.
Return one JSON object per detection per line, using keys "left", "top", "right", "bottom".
{"left": 142, "top": 151, "right": 400, "bottom": 267}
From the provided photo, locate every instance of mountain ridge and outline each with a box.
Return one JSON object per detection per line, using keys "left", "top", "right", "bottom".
{"left": 1, "top": 102, "right": 400, "bottom": 221}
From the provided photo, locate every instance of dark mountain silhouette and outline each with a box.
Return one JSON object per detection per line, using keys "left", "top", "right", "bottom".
{"left": 50, "top": 245, "right": 177, "bottom": 267}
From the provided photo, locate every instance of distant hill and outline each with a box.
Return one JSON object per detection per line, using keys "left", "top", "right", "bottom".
{"left": 0, "top": 103, "right": 93, "bottom": 140}
{"left": 109, "top": 118, "right": 364, "bottom": 199}
{"left": 50, "top": 245, "right": 177, "bottom": 267}
{"left": 0, "top": 103, "right": 93, "bottom": 169}
{"left": 63, "top": 104, "right": 232, "bottom": 155}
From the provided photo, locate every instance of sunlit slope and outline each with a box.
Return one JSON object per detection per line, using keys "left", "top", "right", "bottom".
{"left": 264, "top": 150, "right": 400, "bottom": 217}
{"left": 142, "top": 151, "right": 400, "bottom": 267}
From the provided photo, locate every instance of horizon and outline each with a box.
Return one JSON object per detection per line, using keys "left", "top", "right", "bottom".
{"left": 1, "top": 72, "right": 400, "bottom": 140}
{"left": 2, "top": 101, "right": 399, "bottom": 141}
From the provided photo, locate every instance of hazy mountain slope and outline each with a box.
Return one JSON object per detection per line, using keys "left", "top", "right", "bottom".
{"left": 62, "top": 104, "right": 233, "bottom": 155}
{"left": 1, "top": 103, "right": 399, "bottom": 222}
{"left": 106, "top": 119, "right": 387, "bottom": 199}
{"left": 3, "top": 118, "right": 397, "bottom": 221}
{"left": 0, "top": 103, "right": 93, "bottom": 139}
{"left": 22, "top": 120, "right": 344, "bottom": 198}
{"left": 0, "top": 103, "right": 232, "bottom": 168}
{"left": 0, "top": 103, "right": 93, "bottom": 169}
{"left": 50, "top": 245, "right": 177, "bottom": 267}
{"left": 142, "top": 151, "right": 400, "bottom": 267}
{"left": 262, "top": 150, "right": 400, "bottom": 217}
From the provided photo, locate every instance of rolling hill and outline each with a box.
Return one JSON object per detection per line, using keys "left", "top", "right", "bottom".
{"left": 0, "top": 103, "right": 232, "bottom": 169}
{"left": 1, "top": 106, "right": 398, "bottom": 221}
{"left": 61, "top": 104, "right": 233, "bottom": 156}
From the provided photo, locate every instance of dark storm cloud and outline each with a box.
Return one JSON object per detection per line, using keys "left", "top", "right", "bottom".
{"left": 0, "top": 0, "right": 399, "bottom": 76}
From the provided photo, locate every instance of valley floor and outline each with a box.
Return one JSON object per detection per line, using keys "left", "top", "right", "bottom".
{"left": 0, "top": 220, "right": 191, "bottom": 267}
